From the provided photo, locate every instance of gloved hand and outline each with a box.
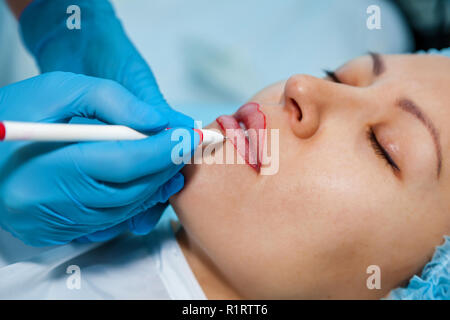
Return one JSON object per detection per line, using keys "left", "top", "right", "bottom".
{"left": 19, "top": 0, "right": 192, "bottom": 128}
{"left": 19, "top": 0, "right": 196, "bottom": 240}
{"left": 0, "top": 72, "right": 200, "bottom": 246}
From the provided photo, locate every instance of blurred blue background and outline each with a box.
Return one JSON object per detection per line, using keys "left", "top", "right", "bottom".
{"left": 0, "top": 0, "right": 414, "bottom": 125}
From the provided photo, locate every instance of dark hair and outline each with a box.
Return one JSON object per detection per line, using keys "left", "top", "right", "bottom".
{"left": 392, "top": 0, "right": 450, "bottom": 50}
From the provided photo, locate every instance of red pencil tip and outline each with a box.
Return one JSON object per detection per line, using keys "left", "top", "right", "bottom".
{"left": 0, "top": 122, "right": 5, "bottom": 141}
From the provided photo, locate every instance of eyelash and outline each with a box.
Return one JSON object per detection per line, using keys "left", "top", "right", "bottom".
{"left": 367, "top": 128, "right": 400, "bottom": 172}
{"left": 323, "top": 69, "right": 400, "bottom": 172}
{"left": 323, "top": 69, "right": 341, "bottom": 83}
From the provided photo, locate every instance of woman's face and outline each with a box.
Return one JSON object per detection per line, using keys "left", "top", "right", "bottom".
{"left": 170, "top": 53, "right": 450, "bottom": 299}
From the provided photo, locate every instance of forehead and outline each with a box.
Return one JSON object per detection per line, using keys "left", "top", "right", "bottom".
{"left": 384, "top": 54, "right": 450, "bottom": 84}
{"left": 342, "top": 53, "right": 450, "bottom": 80}
{"left": 384, "top": 54, "right": 450, "bottom": 114}
{"left": 339, "top": 53, "right": 450, "bottom": 121}
{"left": 341, "top": 53, "right": 450, "bottom": 108}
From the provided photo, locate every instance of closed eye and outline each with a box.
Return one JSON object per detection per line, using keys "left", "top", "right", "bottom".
{"left": 323, "top": 69, "right": 400, "bottom": 173}
{"left": 367, "top": 128, "right": 400, "bottom": 172}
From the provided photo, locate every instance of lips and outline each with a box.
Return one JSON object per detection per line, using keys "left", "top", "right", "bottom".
{"left": 216, "top": 102, "right": 267, "bottom": 172}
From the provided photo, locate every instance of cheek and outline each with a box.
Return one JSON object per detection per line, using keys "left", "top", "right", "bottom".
{"left": 275, "top": 139, "right": 408, "bottom": 261}
{"left": 250, "top": 81, "right": 286, "bottom": 105}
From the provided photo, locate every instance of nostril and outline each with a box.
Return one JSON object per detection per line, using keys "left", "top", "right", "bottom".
{"left": 290, "top": 98, "right": 302, "bottom": 121}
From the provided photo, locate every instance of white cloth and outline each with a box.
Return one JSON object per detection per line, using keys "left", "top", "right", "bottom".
{"left": 0, "top": 218, "right": 206, "bottom": 299}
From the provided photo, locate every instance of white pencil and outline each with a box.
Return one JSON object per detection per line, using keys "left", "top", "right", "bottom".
{"left": 0, "top": 121, "right": 226, "bottom": 146}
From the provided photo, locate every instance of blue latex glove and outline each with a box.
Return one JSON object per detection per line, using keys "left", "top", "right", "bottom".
{"left": 0, "top": 72, "right": 200, "bottom": 246}
{"left": 19, "top": 0, "right": 196, "bottom": 239}
{"left": 19, "top": 0, "right": 193, "bottom": 128}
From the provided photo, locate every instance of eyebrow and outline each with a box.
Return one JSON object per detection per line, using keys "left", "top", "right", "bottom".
{"left": 396, "top": 98, "right": 442, "bottom": 177}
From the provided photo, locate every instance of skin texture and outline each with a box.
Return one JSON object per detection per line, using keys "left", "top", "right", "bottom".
{"left": 171, "top": 53, "right": 450, "bottom": 299}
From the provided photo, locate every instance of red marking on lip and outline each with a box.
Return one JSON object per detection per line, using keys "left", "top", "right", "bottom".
{"left": 0, "top": 122, "right": 5, "bottom": 141}
{"left": 216, "top": 103, "right": 266, "bottom": 172}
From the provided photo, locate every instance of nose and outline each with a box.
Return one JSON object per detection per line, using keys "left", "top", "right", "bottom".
{"left": 283, "top": 74, "right": 340, "bottom": 139}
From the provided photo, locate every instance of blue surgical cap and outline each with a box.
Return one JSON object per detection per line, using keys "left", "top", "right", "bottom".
{"left": 389, "top": 236, "right": 450, "bottom": 299}
{"left": 389, "top": 47, "right": 450, "bottom": 300}
{"left": 425, "top": 47, "right": 450, "bottom": 58}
